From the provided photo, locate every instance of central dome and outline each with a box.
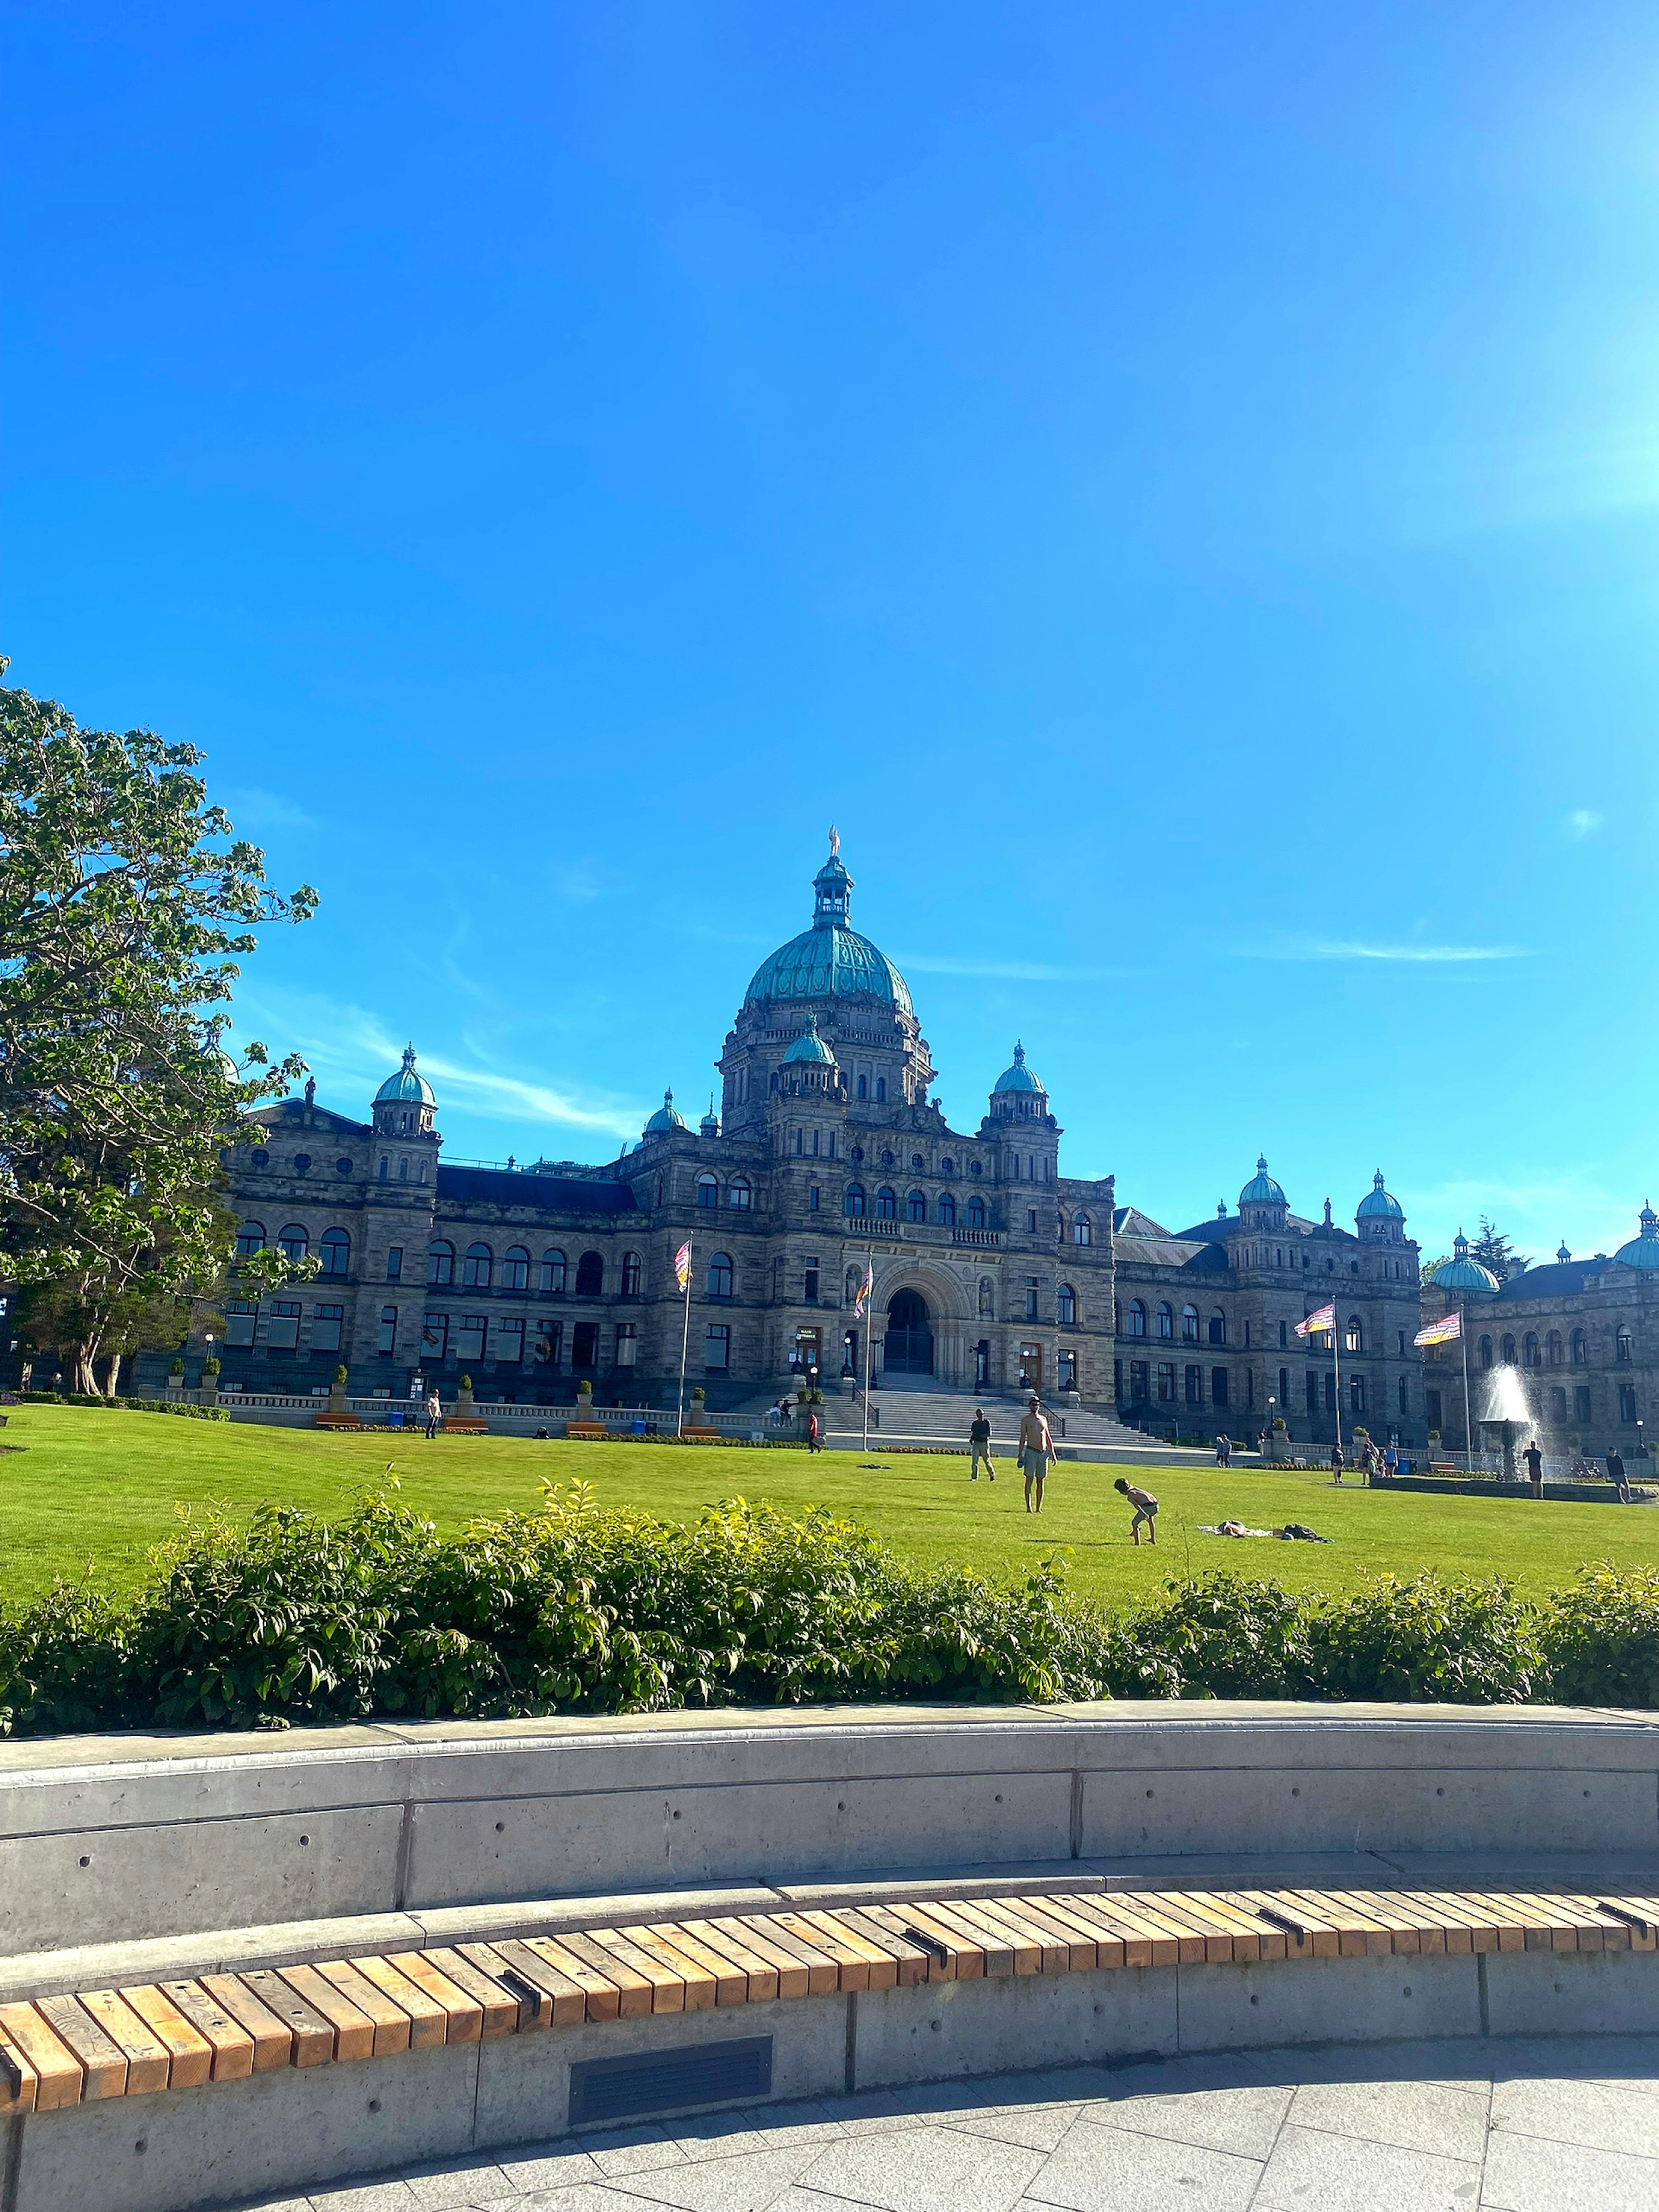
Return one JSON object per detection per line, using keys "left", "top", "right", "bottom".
{"left": 744, "top": 837, "right": 913, "bottom": 1017}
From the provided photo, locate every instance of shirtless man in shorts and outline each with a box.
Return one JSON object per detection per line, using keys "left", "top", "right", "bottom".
{"left": 1018, "top": 1395, "right": 1055, "bottom": 1513}
{"left": 1113, "top": 1475, "right": 1158, "bottom": 1545}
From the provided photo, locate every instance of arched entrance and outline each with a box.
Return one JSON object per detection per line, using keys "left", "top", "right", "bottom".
{"left": 885, "top": 1289, "right": 934, "bottom": 1376}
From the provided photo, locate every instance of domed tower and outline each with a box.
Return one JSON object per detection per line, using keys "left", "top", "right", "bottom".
{"left": 640, "top": 1087, "right": 688, "bottom": 1141}
{"left": 371, "top": 1045, "right": 441, "bottom": 1186}
{"left": 719, "top": 833, "right": 930, "bottom": 1132}
{"left": 980, "top": 1041, "right": 1060, "bottom": 1192}
{"left": 1239, "top": 1154, "right": 1288, "bottom": 1236}
{"left": 779, "top": 1011, "right": 841, "bottom": 1097}
{"left": 1614, "top": 1205, "right": 1659, "bottom": 1272}
{"left": 1355, "top": 1170, "right": 1406, "bottom": 1245}
{"left": 1435, "top": 1231, "right": 1501, "bottom": 1296}
{"left": 986, "top": 1042, "right": 1046, "bottom": 1124}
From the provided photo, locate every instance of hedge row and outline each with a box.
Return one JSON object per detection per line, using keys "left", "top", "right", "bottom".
{"left": 2, "top": 1485, "right": 1656, "bottom": 1737}
{"left": 12, "top": 1392, "right": 231, "bottom": 1421}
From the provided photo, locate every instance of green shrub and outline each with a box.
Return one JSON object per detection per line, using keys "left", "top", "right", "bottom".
{"left": 1128, "top": 1573, "right": 1316, "bottom": 1699}
{"left": 1308, "top": 1574, "right": 1545, "bottom": 1703}
{"left": 1542, "top": 1564, "right": 1659, "bottom": 1707}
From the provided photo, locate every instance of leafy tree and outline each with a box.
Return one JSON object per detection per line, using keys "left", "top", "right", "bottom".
{"left": 1469, "top": 1215, "right": 1529, "bottom": 1282}
{"left": 0, "top": 668, "right": 318, "bottom": 1392}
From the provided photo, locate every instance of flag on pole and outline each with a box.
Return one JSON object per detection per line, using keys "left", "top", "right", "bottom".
{"left": 674, "top": 1240, "right": 692, "bottom": 1292}
{"left": 1414, "top": 1310, "right": 1462, "bottom": 1347}
{"left": 1295, "top": 1302, "right": 1337, "bottom": 1338}
{"left": 853, "top": 1261, "right": 873, "bottom": 1318}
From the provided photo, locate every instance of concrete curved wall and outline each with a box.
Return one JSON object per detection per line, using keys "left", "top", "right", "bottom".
{"left": 3, "top": 1701, "right": 1658, "bottom": 1964}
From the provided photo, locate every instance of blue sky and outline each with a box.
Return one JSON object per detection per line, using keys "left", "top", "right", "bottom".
{"left": 6, "top": 2, "right": 1659, "bottom": 1265}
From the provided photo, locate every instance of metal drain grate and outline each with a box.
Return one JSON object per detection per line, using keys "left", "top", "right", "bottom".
{"left": 569, "top": 2035, "right": 774, "bottom": 2127}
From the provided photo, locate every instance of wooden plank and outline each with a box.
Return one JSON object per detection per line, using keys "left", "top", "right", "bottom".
{"left": 769, "top": 1911, "right": 873, "bottom": 1990}
{"left": 270, "top": 1965, "right": 375, "bottom": 2062}
{"left": 1136, "top": 1894, "right": 1234, "bottom": 1964}
{"left": 1114, "top": 1895, "right": 1209, "bottom": 1966}
{"left": 350, "top": 1956, "right": 448, "bottom": 2050}
{"left": 0, "top": 2021, "right": 38, "bottom": 2116}
{"left": 1594, "top": 1896, "right": 1659, "bottom": 1953}
{"left": 197, "top": 1976, "right": 292, "bottom": 2072}
{"left": 312, "top": 1961, "right": 412, "bottom": 2056}
{"left": 707, "top": 1917, "right": 810, "bottom": 2001}
{"left": 1402, "top": 1892, "right": 1501, "bottom": 1955}
{"left": 163, "top": 1980, "right": 260, "bottom": 2079}
{"left": 1025, "top": 1893, "right": 1121, "bottom": 1968}
{"left": 385, "top": 1952, "right": 485, "bottom": 2043}
{"left": 1230, "top": 1891, "right": 1340, "bottom": 1961}
{"left": 827, "top": 1908, "right": 932, "bottom": 1986}
{"left": 1280, "top": 1891, "right": 1390, "bottom": 1959}
{"left": 579, "top": 1928, "right": 687, "bottom": 2015}
{"left": 1332, "top": 1893, "right": 1425, "bottom": 1955}
{"left": 1441, "top": 1894, "right": 1529, "bottom": 1954}
{"left": 452, "top": 1942, "right": 553, "bottom": 2031}
{"left": 235, "top": 1971, "right": 336, "bottom": 2067}
{"left": 1480, "top": 1894, "right": 1572, "bottom": 1954}
{"left": 76, "top": 1990, "right": 172, "bottom": 2094}
{"left": 805, "top": 1910, "right": 899, "bottom": 1989}
{"left": 887, "top": 1901, "right": 986, "bottom": 1978}
{"left": 1010, "top": 1895, "right": 1101, "bottom": 1970}
{"left": 480, "top": 1942, "right": 585, "bottom": 2028}
{"left": 614, "top": 1926, "right": 718, "bottom": 2011}
{"left": 677, "top": 1921, "right": 780, "bottom": 2002}
{"left": 554, "top": 1931, "right": 655, "bottom": 2018}
{"left": 0, "top": 2005, "right": 80, "bottom": 2113}
{"left": 951, "top": 1899, "right": 1046, "bottom": 1974}
{"left": 522, "top": 1936, "right": 623, "bottom": 2021}
{"left": 1183, "top": 1892, "right": 1278, "bottom": 1963}
{"left": 1514, "top": 1894, "right": 1613, "bottom": 1953}
{"left": 735, "top": 1914, "right": 844, "bottom": 1995}
{"left": 421, "top": 1948, "right": 520, "bottom": 2037}
{"left": 118, "top": 1986, "right": 214, "bottom": 2089}
{"left": 35, "top": 1995, "right": 128, "bottom": 2098}
{"left": 1056, "top": 1896, "right": 1159, "bottom": 1969}
{"left": 927, "top": 1900, "right": 1015, "bottom": 1975}
{"left": 1387, "top": 1893, "right": 1475, "bottom": 1956}
{"left": 1365, "top": 1892, "right": 1448, "bottom": 1955}
{"left": 643, "top": 1925, "right": 749, "bottom": 2007}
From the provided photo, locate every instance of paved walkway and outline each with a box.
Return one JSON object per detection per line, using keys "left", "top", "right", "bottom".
{"left": 243, "top": 2033, "right": 1659, "bottom": 2212}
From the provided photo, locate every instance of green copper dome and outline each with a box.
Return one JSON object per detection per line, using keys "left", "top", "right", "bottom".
{"left": 375, "top": 1044, "right": 435, "bottom": 1107}
{"left": 1356, "top": 1170, "right": 1404, "bottom": 1221}
{"left": 1436, "top": 1230, "right": 1501, "bottom": 1294}
{"left": 1239, "top": 1154, "right": 1286, "bottom": 1207}
{"left": 643, "top": 1087, "right": 687, "bottom": 1136}
{"left": 782, "top": 1011, "right": 838, "bottom": 1066}
{"left": 992, "top": 1041, "right": 1044, "bottom": 1093}
{"left": 745, "top": 837, "right": 913, "bottom": 1017}
{"left": 1614, "top": 1205, "right": 1659, "bottom": 1271}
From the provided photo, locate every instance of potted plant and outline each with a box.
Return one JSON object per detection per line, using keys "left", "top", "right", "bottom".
{"left": 166, "top": 1356, "right": 184, "bottom": 1395}
{"left": 200, "top": 1355, "right": 221, "bottom": 1406}
{"left": 457, "top": 1373, "right": 475, "bottom": 1410}
{"left": 328, "top": 1363, "right": 349, "bottom": 1412}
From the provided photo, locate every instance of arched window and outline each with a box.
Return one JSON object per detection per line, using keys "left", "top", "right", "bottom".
{"left": 1617, "top": 1325, "right": 1634, "bottom": 1363}
{"left": 728, "top": 1177, "right": 752, "bottom": 1210}
{"left": 1058, "top": 1284, "right": 1077, "bottom": 1326}
{"left": 1546, "top": 1330, "right": 1564, "bottom": 1368}
{"left": 235, "top": 1220, "right": 266, "bottom": 1259}
{"left": 1180, "top": 1303, "right": 1199, "bottom": 1343}
{"left": 1209, "top": 1309, "right": 1227, "bottom": 1346}
{"left": 1127, "top": 1300, "right": 1147, "bottom": 1338}
{"left": 319, "top": 1228, "right": 350, "bottom": 1278}
{"left": 1344, "top": 1315, "right": 1362, "bottom": 1354}
{"left": 1156, "top": 1302, "right": 1174, "bottom": 1339}
{"left": 540, "top": 1249, "right": 566, "bottom": 1294}
{"left": 696, "top": 1173, "right": 718, "bottom": 1209}
{"left": 1522, "top": 1332, "right": 1540, "bottom": 1368}
{"left": 463, "top": 1243, "right": 493, "bottom": 1289}
{"left": 1571, "top": 1328, "right": 1588, "bottom": 1366}
{"left": 1478, "top": 1335, "right": 1494, "bottom": 1369}
{"left": 1073, "top": 1213, "right": 1092, "bottom": 1246}
{"left": 502, "top": 1246, "right": 530, "bottom": 1291}
{"left": 938, "top": 1191, "right": 956, "bottom": 1226}
{"left": 278, "top": 1224, "right": 308, "bottom": 1266}
{"left": 575, "top": 1251, "right": 604, "bottom": 1297}
{"left": 876, "top": 1186, "right": 897, "bottom": 1220}
{"left": 906, "top": 1189, "right": 926, "bottom": 1222}
{"left": 427, "top": 1240, "right": 454, "bottom": 1286}
{"left": 967, "top": 1196, "right": 986, "bottom": 1229}
{"left": 844, "top": 1184, "right": 865, "bottom": 1217}
{"left": 1501, "top": 1333, "right": 1517, "bottom": 1364}
{"left": 979, "top": 1277, "right": 995, "bottom": 1317}
{"left": 621, "top": 1251, "right": 642, "bottom": 1297}
{"left": 941, "top": 1157, "right": 955, "bottom": 1175}
{"left": 706, "top": 1252, "right": 734, "bottom": 1299}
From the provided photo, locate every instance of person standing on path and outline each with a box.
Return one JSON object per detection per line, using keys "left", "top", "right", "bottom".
{"left": 969, "top": 1407, "right": 996, "bottom": 1483}
{"left": 1018, "top": 1395, "right": 1054, "bottom": 1513}
{"left": 1522, "top": 1439, "right": 1545, "bottom": 1499}
{"left": 1330, "top": 1441, "right": 1345, "bottom": 1484}
{"left": 423, "top": 1389, "right": 442, "bottom": 1441}
{"left": 1609, "top": 1445, "right": 1631, "bottom": 1502}
{"left": 1112, "top": 1475, "right": 1159, "bottom": 1545}
{"left": 806, "top": 1409, "right": 821, "bottom": 1453}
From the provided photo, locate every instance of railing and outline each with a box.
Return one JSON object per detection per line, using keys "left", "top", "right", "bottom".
{"left": 951, "top": 1226, "right": 1002, "bottom": 1247}
{"left": 841, "top": 1218, "right": 1001, "bottom": 1246}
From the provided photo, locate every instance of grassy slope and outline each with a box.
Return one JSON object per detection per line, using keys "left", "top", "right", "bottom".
{"left": 1, "top": 1406, "right": 1652, "bottom": 1609}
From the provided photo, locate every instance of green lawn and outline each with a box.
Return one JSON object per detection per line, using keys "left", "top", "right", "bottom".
{"left": 1, "top": 1405, "right": 1653, "bottom": 1610}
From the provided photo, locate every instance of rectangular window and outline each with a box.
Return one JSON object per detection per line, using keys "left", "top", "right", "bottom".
{"left": 1549, "top": 1385, "right": 1567, "bottom": 1422}
{"left": 226, "top": 1301, "right": 257, "bottom": 1348}
{"left": 804, "top": 1263, "right": 819, "bottom": 1301}
{"left": 1324, "top": 1373, "right": 1336, "bottom": 1413}
{"left": 1185, "top": 1364, "right": 1202, "bottom": 1406}
{"left": 1574, "top": 1384, "right": 1592, "bottom": 1424}
{"left": 455, "top": 1315, "right": 486, "bottom": 1361}
{"left": 793, "top": 1129, "right": 802, "bottom": 1155}
{"left": 1350, "top": 1374, "right": 1365, "bottom": 1415}
{"left": 811, "top": 1129, "right": 820, "bottom": 1157}
{"left": 1426, "top": 1387, "right": 1443, "bottom": 1430}
{"left": 1246, "top": 1369, "right": 1254, "bottom": 1409}
{"left": 875, "top": 1078, "right": 886, "bottom": 1103}
{"left": 422, "top": 1312, "right": 448, "bottom": 1362}
{"left": 1306, "top": 1372, "right": 1319, "bottom": 1414}
{"left": 857, "top": 1074, "right": 867, "bottom": 1100}
{"left": 1025, "top": 1284, "right": 1039, "bottom": 1320}
{"left": 1156, "top": 1361, "right": 1176, "bottom": 1404}
{"left": 705, "top": 1323, "right": 731, "bottom": 1371}
{"left": 616, "top": 1322, "right": 637, "bottom": 1368}
{"left": 494, "top": 1317, "right": 525, "bottom": 1367}
{"left": 386, "top": 1246, "right": 404, "bottom": 1282}
{"left": 266, "top": 1301, "right": 301, "bottom": 1351}
{"left": 1278, "top": 1365, "right": 1289, "bottom": 1407}
{"left": 807, "top": 1185, "right": 820, "bottom": 1212}
{"left": 1211, "top": 1367, "right": 1229, "bottom": 1408}
{"left": 1058, "top": 1349, "right": 1077, "bottom": 1392}
{"left": 1130, "top": 1358, "right": 1149, "bottom": 1401}
{"left": 377, "top": 1305, "right": 397, "bottom": 1354}
{"left": 1278, "top": 1319, "right": 1287, "bottom": 1348}
{"left": 535, "top": 1319, "right": 563, "bottom": 1367}
{"left": 1619, "top": 1384, "right": 1638, "bottom": 1424}
{"left": 572, "top": 1322, "right": 599, "bottom": 1370}
{"left": 1027, "top": 1209, "right": 1038, "bottom": 1234}
{"left": 311, "top": 1304, "right": 344, "bottom": 1354}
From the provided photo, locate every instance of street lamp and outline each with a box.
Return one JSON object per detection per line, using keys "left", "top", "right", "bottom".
{"left": 1267, "top": 1394, "right": 1276, "bottom": 1459}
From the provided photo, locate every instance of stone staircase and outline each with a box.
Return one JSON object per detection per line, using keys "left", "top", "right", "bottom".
{"left": 736, "top": 1379, "right": 1155, "bottom": 1453}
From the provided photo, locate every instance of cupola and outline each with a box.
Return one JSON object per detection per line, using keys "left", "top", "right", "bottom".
{"left": 372, "top": 1045, "right": 437, "bottom": 1137}
{"left": 1435, "top": 1230, "right": 1501, "bottom": 1295}
{"left": 1355, "top": 1170, "right": 1406, "bottom": 1241}
{"left": 1238, "top": 1153, "right": 1288, "bottom": 1233}
{"left": 642, "top": 1087, "right": 688, "bottom": 1138}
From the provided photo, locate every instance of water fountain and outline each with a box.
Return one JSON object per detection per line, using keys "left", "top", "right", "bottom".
{"left": 1478, "top": 1364, "right": 1532, "bottom": 1480}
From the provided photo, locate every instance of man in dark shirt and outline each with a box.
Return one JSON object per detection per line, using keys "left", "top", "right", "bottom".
{"left": 1522, "top": 1439, "right": 1544, "bottom": 1498}
{"left": 1608, "top": 1446, "right": 1630, "bottom": 1503}
{"left": 969, "top": 1408, "right": 995, "bottom": 1483}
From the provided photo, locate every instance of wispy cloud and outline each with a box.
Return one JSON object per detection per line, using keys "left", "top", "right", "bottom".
{"left": 1236, "top": 939, "right": 1527, "bottom": 964}
{"left": 895, "top": 952, "right": 1114, "bottom": 982}
{"left": 222, "top": 787, "right": 316, "bottom": 831}
{"left": 1564, "top": 809, "right": 1603, "bottom": 840}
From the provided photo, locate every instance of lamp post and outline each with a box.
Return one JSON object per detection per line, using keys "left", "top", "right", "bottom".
{"left": 1267, "top": 1393, "right": 1276, "bottom": 1459}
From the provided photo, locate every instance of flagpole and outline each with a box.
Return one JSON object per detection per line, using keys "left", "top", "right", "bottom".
{"left": 861, "top": 1239, "right": 874, "bottom": 1452}
{"left": 676, "top": 1236, "right": 693, "bottom": 1437}
{"left": 1459, "top": 1301, "right": 1473, "bottom": 1467}
{"left": 1333, "top": 1311, "right": 1344, "bottom": 1462}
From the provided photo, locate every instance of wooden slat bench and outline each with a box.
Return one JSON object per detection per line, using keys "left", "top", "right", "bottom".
{"left": 3, "top": 1884, "right": 1655, "bottom": 2117}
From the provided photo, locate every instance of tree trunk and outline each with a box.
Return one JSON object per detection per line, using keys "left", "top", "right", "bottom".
{"left": 71, "top": 1344, "right": 99, "bottom": 1396}
{"left": 98, "top": 1353, "right": 121, "bottom": 1397}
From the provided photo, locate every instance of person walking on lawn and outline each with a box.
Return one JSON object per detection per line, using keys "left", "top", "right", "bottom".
{"left": 423, "top": 1389, "right": 442, "bottom": 1441}
{"left": 1018, "top": 1395, "right": 1055, "bottom": 1513}
{"left": 806, "top": 1409, "right": 822, "bottom": 1453}
{"left": 1522, "top": 1438, "right": 1544, "bottom": 1499}
{"left": 1609, "top": 1445, "right": 1631, "bottom": 1503}
{"left": 1113, "top": 1475, "right": 1159, "bottom": 1545}
{"left": 969, "top": 1406, "right": 996, "bottom": 1482}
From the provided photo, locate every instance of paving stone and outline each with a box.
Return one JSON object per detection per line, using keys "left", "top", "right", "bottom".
{"left": 1025, "top": 2117, "right": 1261, "bottom": 2212}
{"left": 669, "top": 2113, "right": 768, "bottom": 2163}
{"left": 309, "top": 2182, "right": 421, "bottom": 2212}
{"left": 1253, "top": 2123, "right": 1479, "bottom": 2212}
{"left": 1490, "top": 2078, "right": 1659, "bottom": 2161}
{"left": 944, "top": 2101, "right": 1080, "bottom": 2153}
{"left": 1481, "top": 2130, "right": 1659, "bottom": 2212}
{"left": 1286, "top": 2078, "right": 1490, "bottom": 2161}
{"left": 801, "top": 2123, "right": 1042, "bottom": 2212}
{"left": 578, "top": 2126, "right": 689, "bottom": 2179}
{"left": 394, "top": 2155, "right": 515, "bottom": 2210}
{"left": 887, "top": 2082, "right": 990, "bottom": 2119}
{"left": 1081, "top": 2082, "right": 1291, "bottom": 2161}
{"left": 476, "top": 2187, "right": 667, "bottom": 2212}
{"left": 1488, "top": 2035, "right": 1659, "bottom": 2092}
{"left": 814, "top": 2090, "right": 928, "bottom": 2138}
{"left": 493, "top": 2144, "right": 604, "bottom": 2194}
{"left": 613, "top": 2146, "right": 825, "bottom": 2212}
{"left": 740, "top": 2100, "right": 852, "bottom": 2152}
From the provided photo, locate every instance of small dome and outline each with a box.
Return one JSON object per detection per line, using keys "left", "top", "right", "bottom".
{"left": 375, "top": 1043, "right": 435, "bottom": 1107}
{"left": 993, "top": 1041, "right": 1045, "bottom": 1094}
{"left": 1239, "top": 1153, "right": 1286, "bottom": 1207}
{"left": 782, "top": 1011, "right": 838, "bottom": 1066}
{"left": 643, "top": 1087, "right": 687, "bottom": 1137}
{"left": 1436, "top": 1230, "right": 1501, "bottom": 1294}
{"left": 1557, "top": 1240, "right": 1572, "bottom": 1266}
{"left": 1614, "top": 1205, "right": 1659, "bottom": 1271}
{"left": 1356, "top": 1170, "right": 1404, "bottom": 1221}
